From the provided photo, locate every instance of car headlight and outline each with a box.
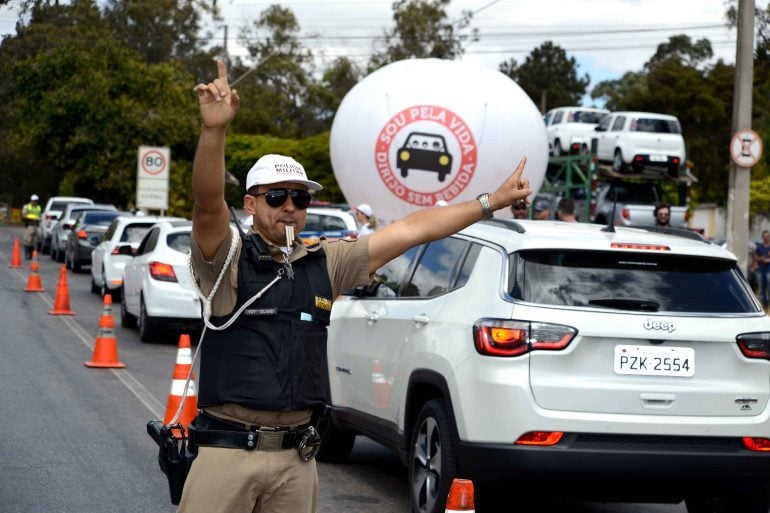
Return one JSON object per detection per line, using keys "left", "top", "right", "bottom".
{"left": 400, "top": 150, "right": 410, "bottom": 161}
{"left": 439, "top": 154, "right": 450, "bottom": 166}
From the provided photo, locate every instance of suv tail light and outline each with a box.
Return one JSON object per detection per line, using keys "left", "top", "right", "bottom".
{"left": 743, "top": 437, "right": 770, "bottom": 452}
{"left": 736, "top": 332, "right": 770, "bottom": 360}
{"left": 149, "top": 261, "right": 177, "bottom": 282}
{"left": 621, "top": 207, "right": 630, "bottom": 221}
{"left": 473, "top": 319, "right": 577, "bottom": 357}
{"left": 515, "top": 431, "right": 564, "bottom": 446}
{"left": 76, "top": 229, "right": 88, "bottom": 239}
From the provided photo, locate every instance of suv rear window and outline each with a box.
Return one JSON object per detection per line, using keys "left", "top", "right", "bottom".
{"left": 570, "top": 110, "right": 605, "bottom": 123}
{"left": 167, "top": 232, "right": 191, "bottom": 253}
{"left": 510, "top": 250, "right": 757, "bottom": 314}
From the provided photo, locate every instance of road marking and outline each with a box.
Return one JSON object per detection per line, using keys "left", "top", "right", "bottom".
{"left": 3, "top": 252, "right": 165, "bottom": 418}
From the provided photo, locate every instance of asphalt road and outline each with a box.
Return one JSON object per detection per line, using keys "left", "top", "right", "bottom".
{"left": 0, "top": 223, "right": 686, "bottom": 513}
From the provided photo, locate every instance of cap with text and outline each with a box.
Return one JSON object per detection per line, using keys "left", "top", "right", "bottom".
{"left": 245, "top": 154, "right": 322, "bottom": 192}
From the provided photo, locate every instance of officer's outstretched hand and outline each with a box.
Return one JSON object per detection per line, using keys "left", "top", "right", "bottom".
{"left": 194, "top": 59, "right": 240, "bottom": 129}
{"left": 490, "top": 157, "right": 532, "bottom": 210}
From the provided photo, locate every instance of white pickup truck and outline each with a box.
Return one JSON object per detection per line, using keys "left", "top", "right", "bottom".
{"left": 593, "top": 181, "right": 688, "bottom": 227}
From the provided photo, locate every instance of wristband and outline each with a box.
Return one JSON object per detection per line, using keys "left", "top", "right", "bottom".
{"left": 476, "top": 193, "right": 493, "bottom": 220}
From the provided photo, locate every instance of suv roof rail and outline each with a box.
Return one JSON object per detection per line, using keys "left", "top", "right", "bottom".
{"left": 481, "top": 218, "right": 526, "bottom": 233}
{"left": 626, "top": 225, "right": 706, "bottom": 242}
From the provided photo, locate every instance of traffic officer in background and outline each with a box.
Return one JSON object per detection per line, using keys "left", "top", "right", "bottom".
{"left": 180, "top": 59, "right": 532, "bottom": 513}
{"left": 21, "top": 194, "right": 41, "bottom": 259}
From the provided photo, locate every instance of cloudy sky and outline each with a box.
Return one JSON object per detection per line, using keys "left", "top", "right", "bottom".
{"left": 0, "top": 0, "right": 741, "bottom": 101}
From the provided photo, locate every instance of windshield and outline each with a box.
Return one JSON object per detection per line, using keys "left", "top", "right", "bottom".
{"left": 509, "top": 250, "right": 757, "bottom": 314}
{"left": 82, "top": 212, "right": 119, "bottom": 226}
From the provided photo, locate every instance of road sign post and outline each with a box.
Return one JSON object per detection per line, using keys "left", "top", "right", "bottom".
{"left": 136, "top": 146, "right": 170, "bottom": 212}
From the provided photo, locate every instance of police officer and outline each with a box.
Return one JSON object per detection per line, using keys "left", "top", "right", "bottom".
{"left": 180, "top": 59, "right": 532, "bottom": 513}
{"left": 21, "top": 194, "right": 41, "bottom": 259}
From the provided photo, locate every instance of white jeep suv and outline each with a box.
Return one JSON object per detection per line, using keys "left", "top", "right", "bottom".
{"left": 321, "top": 219, "right": 770, "bottom": 513}
{"left": 594, "top": 111, "right": 686, "bottom": 177}
{"left": 544, "top": 106, "right": 609, "bottom": 156}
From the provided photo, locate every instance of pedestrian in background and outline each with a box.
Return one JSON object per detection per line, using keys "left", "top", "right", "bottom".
{"left": 179, "top": 59, "right": 533, "bottom": 513}
{"left": 354, "top": 203, "right": 377, "bottom": 236}
{"left": 556, "top": 198, "right": 577, "bottom": 223}
{"left": 511, "top": 199, "right": 528, "bottom": 219}
{"left": 21, "top": 194, "right": 41, "bottom": 259}
{"left": 753, "top": 230, "right": 770, "bottom": 311}
{"left": 533, "top": 199, "right": 551, "bottom": 220}
{"left": 654, "top": 203, "right": 671, "bottom": 227}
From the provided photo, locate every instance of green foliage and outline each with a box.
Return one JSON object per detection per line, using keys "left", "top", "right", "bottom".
{"left": 368, "top": 0, "right": 473, "bottom": 71}
{"left": 499, "top": 41, "right": 590, "bottom": 112}
{"left": 225, "top": 132, "right": 341, "bottom": 208}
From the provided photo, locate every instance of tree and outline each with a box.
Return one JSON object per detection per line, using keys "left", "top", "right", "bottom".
{"left": 233, "top": 4, "right": 316, "bottom": 137}
{"left": 102, "top": 0, "right": 214, "bottom": 65}
{"left": 0, "top": 0, "right": 199, "bottom": 211}
{"left": 305, "top": 57, "right": 362, "bottom": 130}
{"left": 500, "top": 41, "right": 590, "bottom": 112}
{"left": 368, "top": 0, "right": 474, "bottom": 71}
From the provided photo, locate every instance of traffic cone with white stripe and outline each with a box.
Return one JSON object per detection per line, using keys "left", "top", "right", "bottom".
{"left": 85, "top": 294, "right": 126, "bottom": 368}
{"left": 23, "top": 250, "right": 44, "bottom": 292}
{"left": 445, "top": 478, "right": 475, "bottom": 513}
{"left": 163, "top": 334, "right": 197, "bottom": 434}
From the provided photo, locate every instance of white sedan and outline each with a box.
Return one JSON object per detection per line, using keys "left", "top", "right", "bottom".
{"left": 120, "top": 220, "right": 201, "bottom": 342}
{"left": 90, "top": 215, "right": 184, "bottom": 299}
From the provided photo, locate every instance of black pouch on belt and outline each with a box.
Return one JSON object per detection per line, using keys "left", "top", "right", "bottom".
{"left": 146, "top": 419, "right": 197, "bottom": 505}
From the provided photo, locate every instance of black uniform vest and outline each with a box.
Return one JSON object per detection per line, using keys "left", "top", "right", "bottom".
{"left": 198, "top": 233, "right": 333, "bottom": 411}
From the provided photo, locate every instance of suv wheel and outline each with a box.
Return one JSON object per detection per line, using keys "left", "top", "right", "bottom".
{"left": 316, "top": 413, "right": 356, "bottom": 463}
{"left": 120, "top": 287, "right": 137, "bottom": 329}
{"left": 408, "top": 399, "right": 457, "bottom": 513}
{"left": 612, "top": 149, "right": 625, "bottom": 172}
{"left": 685, "top": 484, "right": 770, "bottom": 513}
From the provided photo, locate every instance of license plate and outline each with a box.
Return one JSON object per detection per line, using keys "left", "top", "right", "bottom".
{"left": 614, "top": 344, "right": 694, "bottom": 377}
{"left": 649, "top": 154, "right": 668, "bottom": 162}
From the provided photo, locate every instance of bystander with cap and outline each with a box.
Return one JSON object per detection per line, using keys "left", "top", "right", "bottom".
{"left": 354, "top": 203, "right": 377, "bottom": 236}
{"left": 511, "top": 200, "right": 528, "bottom": 219}
{"left": 533, "top": 199, "right": 551, "bottom": 220}
{"left": 556, "top": 198, "right": 577, "bottom": 223}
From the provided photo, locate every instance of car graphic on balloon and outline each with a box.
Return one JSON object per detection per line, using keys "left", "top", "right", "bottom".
{"left": 396, "top": 132, "right": 454, "bottom": 182}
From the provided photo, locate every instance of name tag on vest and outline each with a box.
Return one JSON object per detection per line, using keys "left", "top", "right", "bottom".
{"left": 244, "top": 308, "right": 278, "bottom": 317}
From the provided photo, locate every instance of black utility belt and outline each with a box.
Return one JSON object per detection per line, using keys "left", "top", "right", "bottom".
{"left": 192, "top": 412, "right": 308, "bottom": 452}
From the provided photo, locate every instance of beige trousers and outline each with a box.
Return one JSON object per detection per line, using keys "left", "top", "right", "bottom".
{"left": 178, "top": 446, "right": 317, "bottom": 513}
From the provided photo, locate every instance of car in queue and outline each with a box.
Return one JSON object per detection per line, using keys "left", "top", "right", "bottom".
{"left": 90, "top": 215, "right": 185, "bottom": 299}
{"left": 63, "top": 210, "right": 126, "bottom": 273}
{"left": 37, "top": 196, "right": 94, "bottom": 254}
{"left": 239, "top": 207, "right": 358, "bottom": 245}
{"left": 50, "top": 203, "right": 117, "bottom": 262}
{"left": 120, "top": 220, "right": 201, "bottom": 342}
{"left": 321, "top": 219, "right": 770, "bottom": 513}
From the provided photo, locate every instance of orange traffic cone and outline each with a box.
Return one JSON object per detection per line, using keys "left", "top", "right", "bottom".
{"left": 9, "top": 238, "right": 22, "bottom": 269}
{"left": 445, "top": 478, "right": 475, "bottom": 513}
{"left": 23, "top": 250, "right": 44, "bottom": 292}
{"left": 48, "top": 265, "right": 76, "bottom": 315}
{"left": 85, "top": 294, "right": 126, "bottom": 368}
{"left": 163, "top": 334, "right": 198, "bottom": 434}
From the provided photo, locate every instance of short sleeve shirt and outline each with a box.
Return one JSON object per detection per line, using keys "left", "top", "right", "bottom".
{"left": 191, "top": 231, "right": 371, "bottom": 317}
{"left": 756, "top": 243, "right": 770, "bottom": 272}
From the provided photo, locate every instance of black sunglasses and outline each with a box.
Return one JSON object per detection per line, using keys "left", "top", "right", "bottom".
{"left": 252, "top": 188, "right": 312, "bottom": 209}
{"left": 513, "top": 203, "right": 528, "bottom": 210}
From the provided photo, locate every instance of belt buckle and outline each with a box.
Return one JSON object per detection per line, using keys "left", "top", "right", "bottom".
{"left": 256, "top": 428, "right": 284, "bottom": 451}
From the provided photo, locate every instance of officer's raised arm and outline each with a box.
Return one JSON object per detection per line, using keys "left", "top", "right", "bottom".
{"left": 192, "top": 59, "right": 241, "bottom": 261}
{"left": 367, "top": 157, "right": 530, "bottom": 274}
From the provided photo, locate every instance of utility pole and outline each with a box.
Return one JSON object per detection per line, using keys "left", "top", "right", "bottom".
{"left": 726, "top": 0, "right": 754, "bottom": 274}
{"left": 223, "top": 25, "right": 229, "bottom": 65}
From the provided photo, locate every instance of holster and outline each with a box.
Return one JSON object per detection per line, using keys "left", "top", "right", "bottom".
{"left": 147, "top": 419, "right": 198, "bottom": 506}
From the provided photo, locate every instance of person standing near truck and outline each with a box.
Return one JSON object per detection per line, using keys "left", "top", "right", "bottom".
{"left": 654, "top": 202, "right": 671, "bottom": 227}
{"left": 753, "top": 230, "right": 770, "bottom": 311}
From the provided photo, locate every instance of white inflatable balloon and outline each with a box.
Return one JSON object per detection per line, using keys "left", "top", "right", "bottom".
{"left": 330, "top": 58, "right": 548, "bottom": 224}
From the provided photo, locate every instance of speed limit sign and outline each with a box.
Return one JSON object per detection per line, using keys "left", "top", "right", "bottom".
{"left": 137, "top": 146, "right": 170, "bottom": 210}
